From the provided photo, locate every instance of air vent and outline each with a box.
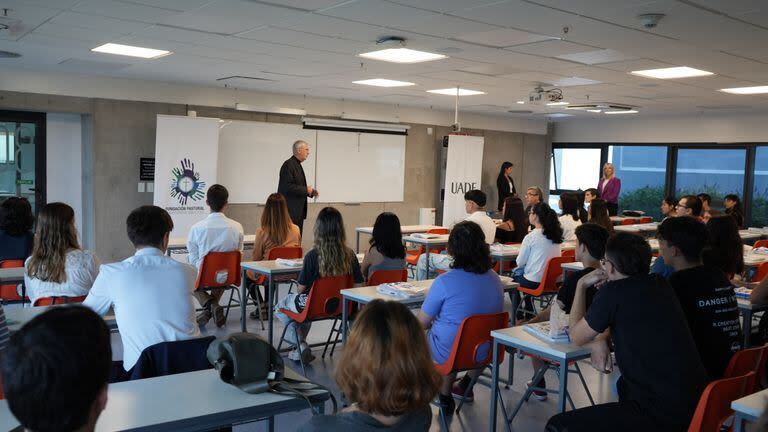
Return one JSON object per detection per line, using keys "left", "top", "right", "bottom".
{"left": 507, "top": 110, "right": 533, "bottom": 114}
{"left": 565, "top": 103, "right": 637, "bottom": 111}
{"left": 216, "top": 75, "right": 276, "bottom": 83}
{"left": 0, "top": 50, "right": 21, "bottom": 58}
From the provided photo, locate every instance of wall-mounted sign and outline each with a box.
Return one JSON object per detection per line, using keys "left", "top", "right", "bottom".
{"left": 140, "top": 157, "right": 155, "bottom": 181}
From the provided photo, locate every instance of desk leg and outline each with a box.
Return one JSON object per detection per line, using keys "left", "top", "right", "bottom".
{"left": 356, "top": 232, "right": 360, "bottom": 253}
{"left": 341, "top": 297, "right": 348, "bottom": 344}
{"left": 240, "top": 268, "right": 247, "bottom": 333}
{"left": 557, "top": 360, "right": 568, "bottom": 413}
{"left": 489, "top": 339, "right": 500, "bottom": 432}
{"left": 743, "top": 309, "right": 753, "bottom": 348}
{"left": 267, "top": 416, "right": 274, "bottom": 432}
{"left": 734, "top": 413, "right": 745, "bottom": 432}
{"left": 424, "top": 248, "right": 430, "bottom": 281}
{"left": 268, "top": 277, "right": 275, "bottom": 345}
{"left": 510, "top": 290, "right": 519, "bottom": 324}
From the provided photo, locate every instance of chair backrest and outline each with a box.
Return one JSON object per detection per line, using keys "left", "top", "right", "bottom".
{"left": 303, "top": 275, "right": 355, "bottom": 320}
{"left": 561, "top": 249, "right": 575, "bottom": 257}
{"left": 195, "top": 251, "right": 242, "bottom": 290}
{"left": 267, "top": 246, "right": 303, "bottom": 260}
{"left": 754, "top": 240, "right": 768, "bottom": 250}
{"left": 521, "top": 256, "right": 575, "bottom": 296}
{"left": 33, "top": 295, "right": 87, "bottom": 307}
{"left": 368, "top": 269, "right": 407, "bottom": 285}
{"left": 428, "top": 228, "right": 449, "bottom": 235}
{"left": 639, "top": 216, "right": 653, "bottom": 224}
{"left": 753, "top": 262, "right": 768, "bottom": 283}
{"left": 0, "top": 260, "right": 24, "bottom": 302}
{"left": 687, "top": 372, "right": 755, "bottom": 432}
{"left": 724, "top": 344, "right": 768, "bottom": 392}
{"left": 436, "top": 312, "right": 509, "bottom": 375}
{"left": 129, "top": 336, "right": 216, "bottom": 381}
{"left": 620, "top": 218, "right": 635, "bottom": 225}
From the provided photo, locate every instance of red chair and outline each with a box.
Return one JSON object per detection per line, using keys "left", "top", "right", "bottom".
{"left": 620, "top": 218, "right": 635, "bottom": 225}
{"left": 752, "top": 262, "right": 768, "bottom": 283}
{"left": 194, "top": 251, "right": 242, "bottom": 327}
{"left": 515, "top": 256, "right": 575, "bottom": 318}
{"left": 248, "top": 246, "right": 303, "bottom": 327}
{"left": 0, "top": 260, "right": 26, "bottom": 304}
{"left": 639, "top": 216, "right": 653, "bottom": 224}
{"left": 33, "top": 295, "right": 87, "bottom": 306}
{"left": 724, "top": 344, "right": 768, "bottom": 392}
{"left": 561, "top": 249, "right": 575, "bottom": 258}
{"left": 277, "top": 275, "right": 354, "bottom": 375}
{"left": 754, "top": 240, "right": 768, "bottom": 250}
{"left": 406, "top": 228, "right": 450, "bottom": 277}
{"left": 688, "top": 372, "right": 755, "bottom": 432}
{"left": 367, "top": 268, "right": 407, "bottom": 285}
{"left": 434, "top": 312, "right": 509, "bottom": 426}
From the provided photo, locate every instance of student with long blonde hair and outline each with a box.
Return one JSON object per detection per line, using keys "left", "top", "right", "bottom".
{"left": 274, "top": 207, "right": 362, "bottom": 363}
{"left": 597, "top": 162, "right": 621, "bottom": 216}
{"left": 25, "top": 202, "right": 99, "bottom": 305}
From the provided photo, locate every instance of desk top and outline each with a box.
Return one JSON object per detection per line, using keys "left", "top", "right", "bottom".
{"left": 610, "top": 216, "right": 647, "bottom": 225}
{"left": 5, "top": 306, "right": 117, "bottom": 332}
{"left": 491, "top": 326, "right": 591, "bottom": 360}
{"left": 0, "top": 267, "right": 23, "bottom": 283}
{"left": 738, "top": 298, "right": 768, "bottom": 312}
{"left": 402, "top": 234, "right": 450, "bottom": 245}
{"left": 732, "top": 388, "right": 768, "bottom": 421}
{"left": 341, "top": 276, "right": 518, "bottom": 305}
{"left": 741, "top": 230, "right": 764, "bottom": 242}
{"left": 243, "top": 254, "right": 364, "bottom": 275}
{"left": 614, "top": 223, "right": 658, "bottom": 233}
{"left": 0, "top": 368, "right": 327, "bottom": 432}
{"left": 168, "top": 234, "right": 257, "bottom": 250}
{"left": 357, "top": 225, "right": 443, "bottom": 235}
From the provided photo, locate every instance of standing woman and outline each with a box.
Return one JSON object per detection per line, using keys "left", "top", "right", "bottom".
{"left": 495, "top": 197, "right": 528, "bottom": 244}
{"left": 496, "top": 161, "right": 517, "bottom": 211}
{"left": 597, "top": 162, "right": 621, "bottom": 216}
{"left": 24, "top": 203, "right": 99, "bottom": 305}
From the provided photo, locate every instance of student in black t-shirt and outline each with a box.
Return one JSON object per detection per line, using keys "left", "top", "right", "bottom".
{"left": 524, "top": 223, "right": 609, "bottom": 401}
{"left": 547, "top": 233, "right": 709, "bottom": 432}
{"left": 657, "top": 216, "right": 741, "bottom": 379}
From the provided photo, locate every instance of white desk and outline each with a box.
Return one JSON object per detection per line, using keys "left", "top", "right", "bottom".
{"left": 732, "top": 388, "right": 768, "bottom": 432}
{"left": 402, "top": 234, "right": 450, "bottom": 279}
{"left": 355, "top": 225, "right": 443, "bottom": 252}
{"left": 0, "top": 368, "right": 329, "bottom": 432}
{"left": 744, "top": 249, "right": 768, "bottom": 269}
{"left": 738, "top": 298, "right": 768, "bottom": 348}
{"left": 167, "top": 234, "right": 257, "bottom": 256}
{"left": 614, "top": 222, "right": 658, "bottom": 235}
{"left": 5, "top": 305, "right": 117, "bottom": 333}
{"left": 610, "top": 216, "right": 648, "bottom": 225}
{"left": 741, "top": 230, "right": 765, "bottom": 245}
{"left": 489, "top": 326, "right": 591, "bottom": 432}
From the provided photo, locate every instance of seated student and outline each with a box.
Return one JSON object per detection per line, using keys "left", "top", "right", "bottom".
{"left": 187, "top": 184, "right": 244, "bottom": 327}
{"left": 24, "top": 202, "right": 99, "bottom": 305}
{"left": 697, "top": 193, "right": 715, "bottom": 221}
{"left": 274, "top": 207, "right": 363, "bottom": 364}
{"left": 677, "top": 194, "right": 703, "bottom": 220}
{"left": 660, "top": 196, "right": 677, "bottom": 221}
{"left": 416, "top": 190, "right": 496, "bottom": 279}
{"left": 0, "top": 196, "right": 34, "bottom": 261}
{"left": 575, "top": 191, "right": 588, "bottom": 223}
{"left": 724, "top": 194, "right": 745, "bottom": 229}
{"left": 558, "top": 192, "right": 582, "bottom": 242}
{"left": 512, "top": 202, "right": 563, "bottom": 319}
{"left": 657, "top": 216, "right": 741, "bottom": 378}
{"left": 548, "top": 233, "right": 708, "bottom": 432}
{"left": 524, "top": 223, "right": 609, "bottom": 400}
{"left": 2, "top": 306, "right": 111, "bottom": 432}
{"left": 300, "top": 300, "right": 439, "bottom": 431}
{"left": 584, "top": 188, "right": 599, "bottom": 207}
{"left": 84, "top": 205, "right": 200, "bottom": 375}
{"left": 247, "top": 193, "right": 301, "bottom": 320}
{"left": 417, "top": 221, "right": 504, "bottom": 414}
{"left": 703, "top": 215, "right": 744, "bottom": 280}
{"left": 361, "top": 212, "right": 406, "bottom": 280}
{"left": 587, "top": 198, "right": 614, "bottom": 234}
{"left": 495, "top": 196, "right": 528, "bottom": 244}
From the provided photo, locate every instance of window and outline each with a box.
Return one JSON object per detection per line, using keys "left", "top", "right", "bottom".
{"left": 549, "top": 147, "right": 601, "bottom": 191}
{"left": 0, "top": 131, "right": 13, "bottom": 163}
{"left": 753, "top": 147, "right": 768, "bottom": 227}
{"left": 675, "top": 148, "right": 747, "bottom": 213}
{"left": 608, "top": 146, "right": 667, "bottom": 220}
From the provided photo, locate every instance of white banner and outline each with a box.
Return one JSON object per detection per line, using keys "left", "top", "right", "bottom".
{"left": 153, "top": 115, "right": 220, "bottom": 238}
{"left": 442, "top": 135, "right": 485, "bottom": 227}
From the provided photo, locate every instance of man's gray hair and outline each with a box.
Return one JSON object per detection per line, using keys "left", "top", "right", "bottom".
{"left": 292, "top": 140, "right": 308, "bottom": 154}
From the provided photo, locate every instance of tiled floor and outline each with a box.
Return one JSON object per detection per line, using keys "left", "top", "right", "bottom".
{"left": 29, "top": 282, "right": 621, "bottom": 432}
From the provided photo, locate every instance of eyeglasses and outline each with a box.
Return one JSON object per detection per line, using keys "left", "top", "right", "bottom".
{"left": 526, "top": 192, "right": 537, "bottom": 197}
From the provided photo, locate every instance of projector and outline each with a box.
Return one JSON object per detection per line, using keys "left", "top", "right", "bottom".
{"left": 528, "top": 86, "right": 563, "bottom": 104}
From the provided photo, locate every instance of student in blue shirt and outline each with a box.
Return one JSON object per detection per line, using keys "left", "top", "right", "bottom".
{"left": 418, "top": 221, "right": 504, "bottom": 415}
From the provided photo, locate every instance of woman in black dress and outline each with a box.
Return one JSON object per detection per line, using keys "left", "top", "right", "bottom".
{"left": 496, "top": 161, "right": 517, "bottom": 211}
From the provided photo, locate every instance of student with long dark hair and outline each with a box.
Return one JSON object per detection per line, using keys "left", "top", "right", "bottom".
{"left": 558, "top": 193, "right": 582, "bottom": 242}
{"left": 0, "top": 197, "right": 34, "bottom": 261}
{"left": 495, "top": 196, "right": 528, "bottom": 244}
{"left": 703, "top": 215, "right": 744, "bottom": 279}
{"left": 361, "top": 212, "right": 406, "bottom": 279}
{"left": 575, "top": 192, "right": 588, "bottom": 223}
{"left": 418, "top": 221, "right": 503, "bottom": 414}
{"left": 660, "top": 196, "right": 677, "bottom": 220}
{"left": 588, "top": 199, "right": 614, "bottom": 234}
{"left": 724, "top": 194, "right": 745, "bottom": 229}
{"left": 496, "top": 161, "right": 517, "bottom": 211}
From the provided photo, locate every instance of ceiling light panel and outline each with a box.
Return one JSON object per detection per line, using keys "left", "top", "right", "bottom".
{"left": 546, "top": 101, "right": 569, "bottom": 106}
{"left": 353, "top": 78, "right": 416, "bottom": 87}
{"left": 719, "top": 86, "right": 768, "bottom": 95}
{"left": 359, "top": 48, "right": 447, "bottom": 63}
{"left": 91, "top": 43, "right": 171, "bottom": 59}
{"left": 604, "top": 110, "right": 639, "bottom": 114}
{"left": 630, "top": 66, "right": 714, "bottom": 79}
{"left": 427, "top": 88, "right": 486, "bottom": 96}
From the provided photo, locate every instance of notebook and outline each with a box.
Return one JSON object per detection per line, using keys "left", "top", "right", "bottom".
{"left": 524, "top": 322, "right": 570, "bottom": 343}
{"left": 376, "top": 282, "right": 427, "bottom": 299}
{"left": 411, "top": 233, "right": 446, "bottom": 239}
{"left": 735, "top": 287, "right": 752, "bottom": 299}
{"left": 275, "top": 258, "right": 303, "bottom": 268}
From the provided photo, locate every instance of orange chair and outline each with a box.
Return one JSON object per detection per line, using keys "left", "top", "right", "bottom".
{"left": 724, "top": 344, "right": 768, "bottom": 392}
{"left": 406, "top": 228, "right": 450, "bottom": 277}
{"left": 434, "top": 312, "right": 509, "bottom": 426}
{"left": 367, "top": 268, "right": 407, "bottom": 285}
{"left": 515, "top": 256, "right": 575, "bottom": 318}
{"left": 277, "top": 275, "right": 354, "bottom": 375}
{"left": 752, "top": 262, "right": 768, "bottom": 283}
{"left": 754, "top": 240, "right": 768, "bottom": 249}
{"left": 248, "top": 246, "right": 303, "bottom": 326}
{"left": 33, "top": 295, "right": 87, "bottom": 306}
{"left": 620, "top": 218, "right": 635, "bottom": 225}
{"left": 639, "top": 216, "right": 653, "bottom": 224}
{"left": 688, "top": 372, "right": 755, "bottom": 432}
{"left": 194, "top": 251, "right": 242, "bottom": 326}
{"left": 0, "top": 260, "right": 26, "bottom": 304}
{"left": 561, "top": 249, "right": 575, "bottom": 258}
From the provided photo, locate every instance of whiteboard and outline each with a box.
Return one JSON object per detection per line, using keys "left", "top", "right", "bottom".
{"left": 315, "top": 130, "right": 405, "bottom": 203}
{"left": 217, "top": 121, "right": 317, "bottom": 204}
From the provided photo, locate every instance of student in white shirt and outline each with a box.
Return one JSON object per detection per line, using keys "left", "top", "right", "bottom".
{"left": 558, "top": 192, "right": 582, "bottom": 242}
{"left": 187, "top": 184, "right": 244, "bottom": 327}
{"left": 512, "top": 202, "right": 563, "bottom": 319}
{"left": 84, "top": 205, "right": 200, "bottom": 376}
{"left": 416, "top": 190, "right": 496, "bottom": 280}
{"left": 24, "top": 202, "right": 99, "bottom": 305}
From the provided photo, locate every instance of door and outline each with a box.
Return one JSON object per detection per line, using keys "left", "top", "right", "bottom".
{"left": 0, "top": 111, "right": 46, "bottom": 213}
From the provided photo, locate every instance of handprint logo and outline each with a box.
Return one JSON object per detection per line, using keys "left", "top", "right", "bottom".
{"left": 170, "top": 158, "right": 206, "bottom": 205}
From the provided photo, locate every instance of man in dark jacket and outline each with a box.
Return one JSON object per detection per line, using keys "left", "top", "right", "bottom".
{"left": 278, "top": 140, "right": 318, "bottom": 234}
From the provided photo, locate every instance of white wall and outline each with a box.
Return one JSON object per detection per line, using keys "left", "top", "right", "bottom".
{"left": 46, "top": 113, "right": 84, "bottom": 240}
{"left": 0, "top": 66, "right": 547, "bottom": 135}
{"left": 553, "top": 113, "right": 768, "bottom": 143}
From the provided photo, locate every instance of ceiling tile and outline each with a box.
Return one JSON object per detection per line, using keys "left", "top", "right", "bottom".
{"left": 388, "top": 0, "right": 506, "bottom": 14}
{"left": 550, "top": 76, "right": 602, "bottom": 87}
{"left": 32, "top": 22, "right": 121, "bottom": 45}
{"left": 161, "top": 0, "right": 306, "bottom": 35}
{"left": 319, "top": 0, "right": 437, "bottom": 28}
{"left": 597, "top": 58, "right": 676, "bottom": 73}
{"left": 557, "top": 49, "right": 635, "bottom": 65}
{"left": 0, "top": 2, "right": 62, "bottom": 41}
{"left": 507, "top": 40, "right": 598, "bottom": 57}
{"left": 50, "top": 12, "right": 152, "bottom": 34}
{"left": 455, "top": 28, "right": 556, "bottom": 48}
{"left": 390, "top": 14, "right": 499, "bottom": 39}
{"left": 71, "top": 0, "right": 179, "bottom": 24}
{"left": 238, "top": 27, "right": 368, "bottom": 54}
{"left": 112, "top": 0, "right": 213, "bottom": 12}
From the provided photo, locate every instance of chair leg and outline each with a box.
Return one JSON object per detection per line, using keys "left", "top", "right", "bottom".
{"left": 456, "top": 372, "right": 481, "bottom": 413}
{"left": 224, "top": 287, "right": 236, "bottom": 320}
{"left": 574, "top": 362, "right": 595, "bottom": 406}
{"left": 509, "top": 363, "right": 548, "bottom": 421}
{"left": 322, "top": 319, "right": 338, "bottom": 359}
{"left": 252, "top": 284, "right": 265, "bottom": 331}
{"left": 294, "top": 326, "right": 306, "bottom": 376}
{"left": 277, "top": 324, "right": 289, "bottom": 352}
{"left": 328, "top": 323, "right": 343, "bottom": 357}
{"left": 438, "top": 403, "right": 449, "bottom": 431}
